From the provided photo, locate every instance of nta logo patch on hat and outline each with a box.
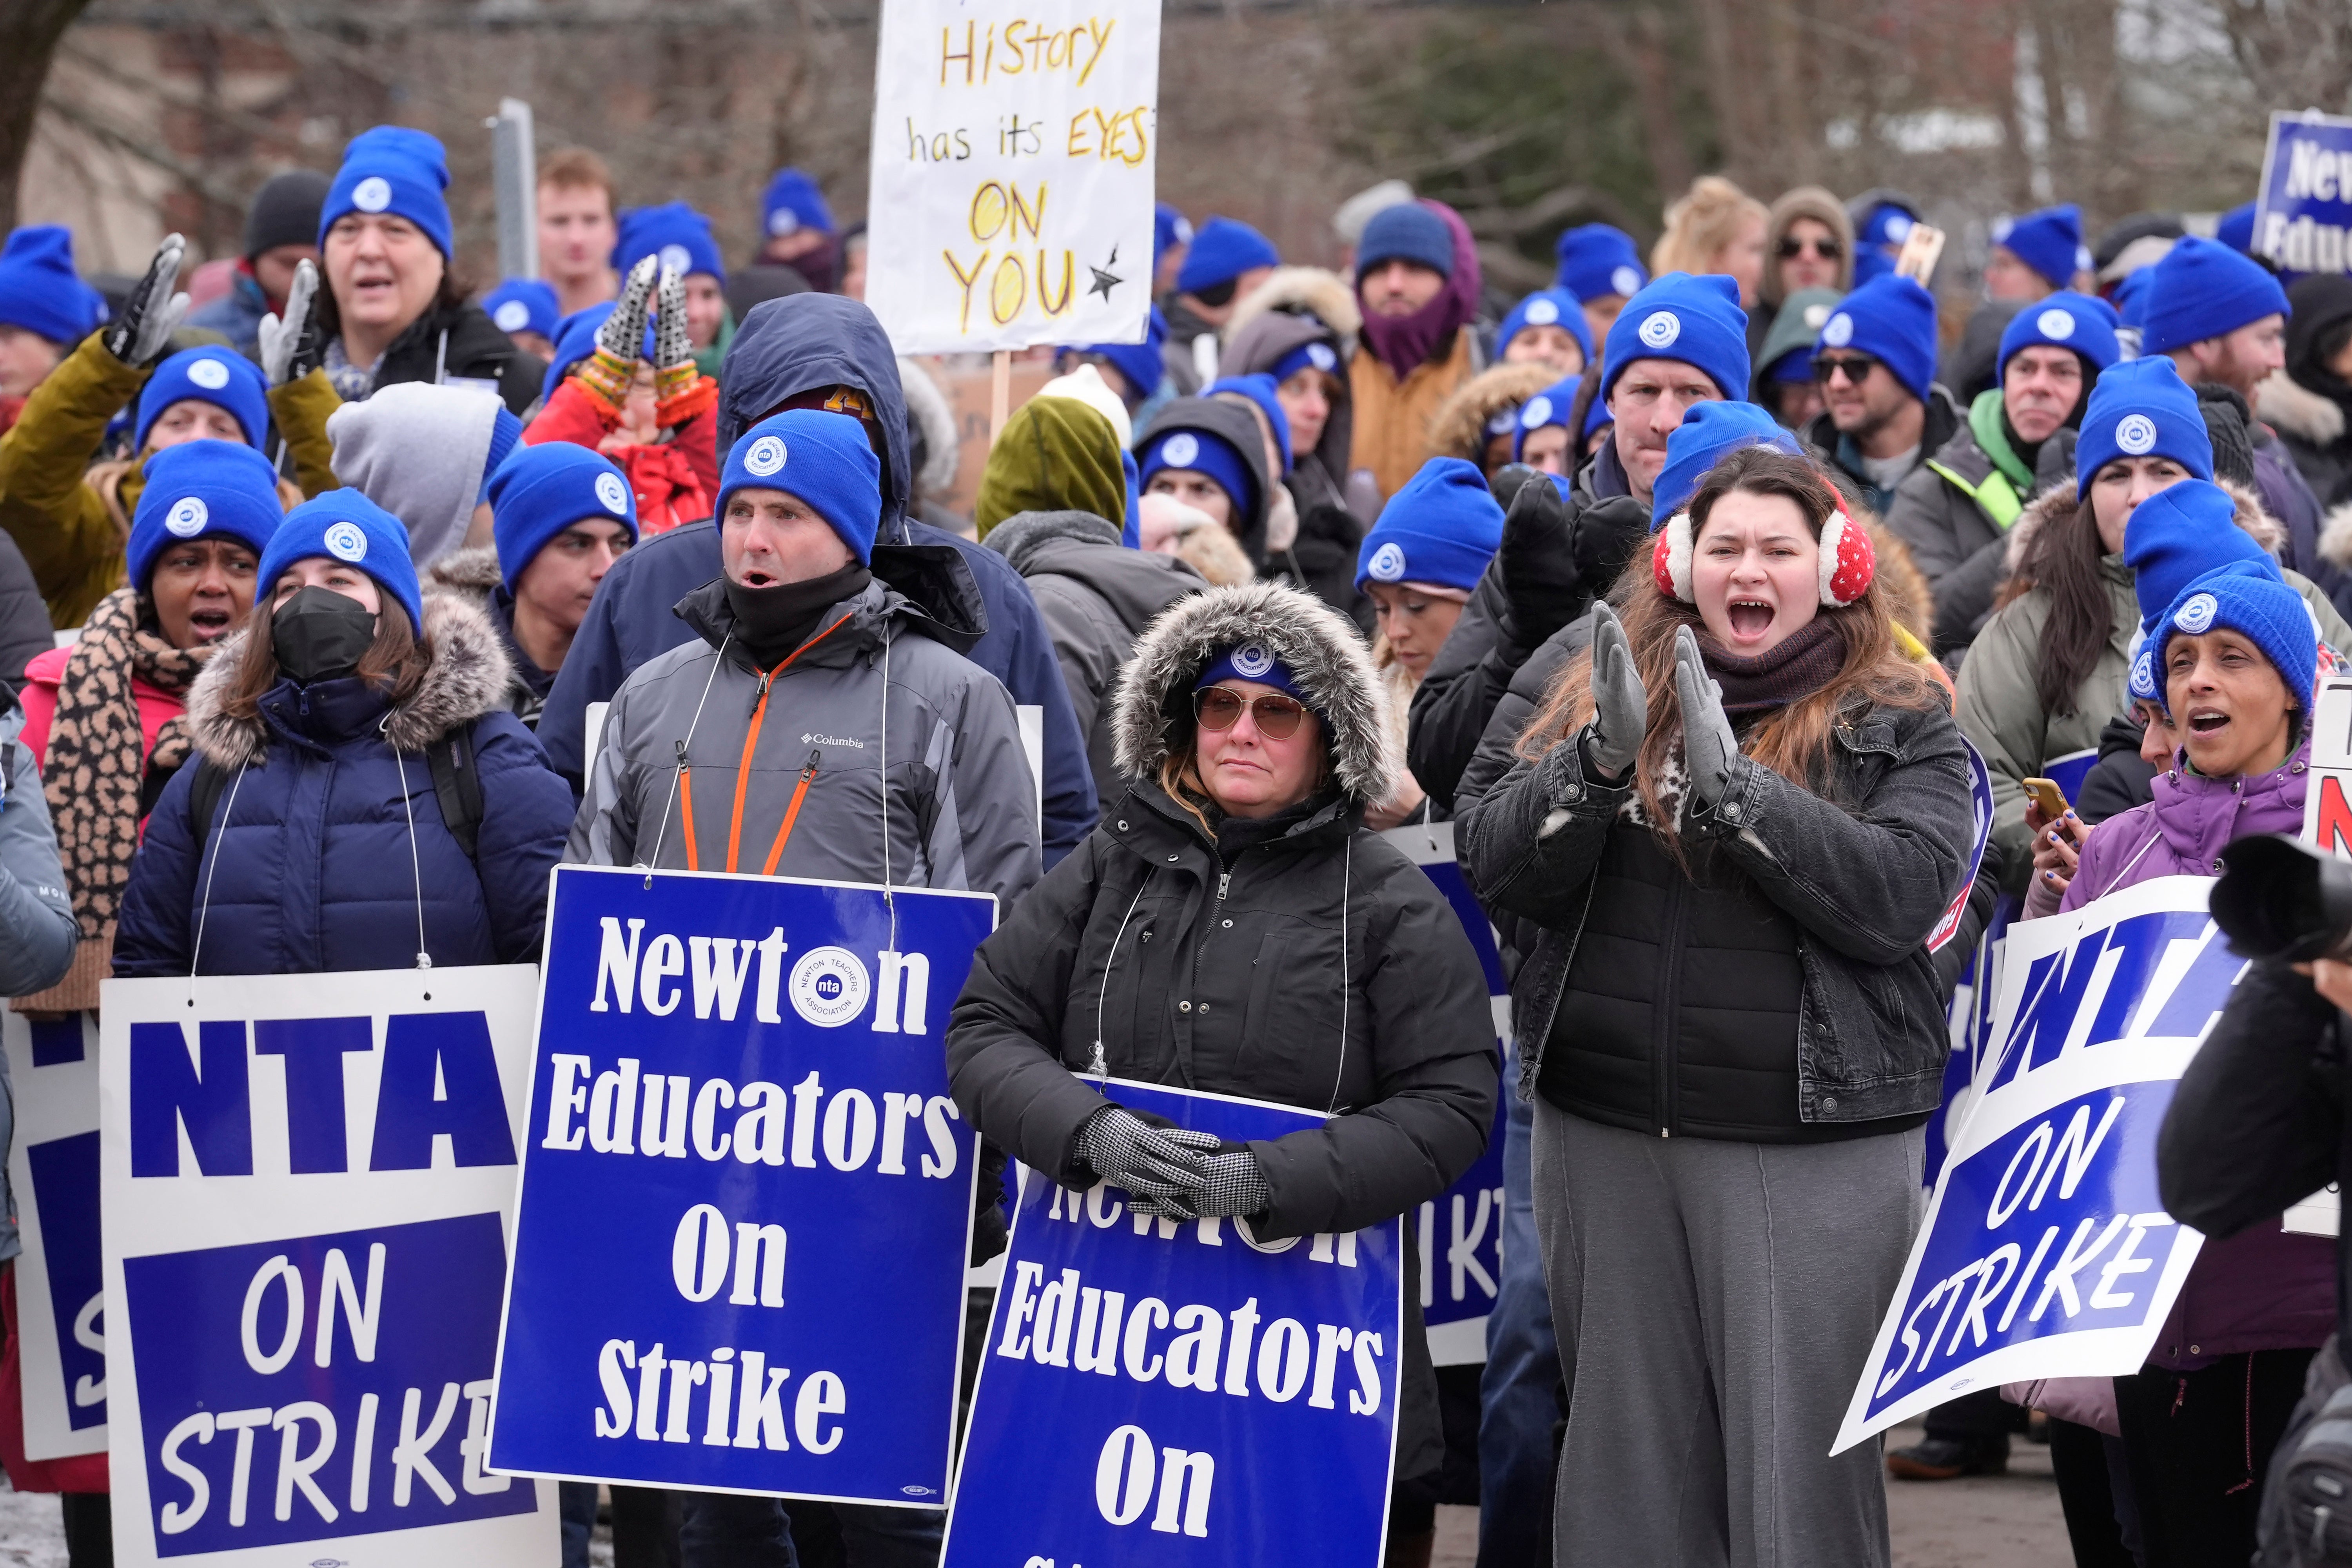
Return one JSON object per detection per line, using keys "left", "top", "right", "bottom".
{"left": 351, "top": 176, "right": 392, "bottom": 214}
{"left": 1519, "top": 396, "right": 1554, "bottom": 429}
{"left": 1229, "top": 642, "right": 1275, "bottom": 678}
{"left": 187, "top": 357, "right": 232, "bottom": 390}
{"left": 2174, "top": 592, "right": 2218, "bottom": 635}
{"left": 768, "top": 208, "right": 801, "bottom": 238}
{"left": 324, "top": 521, "right": 369, "bottom": 563}
{"left": 1160, "top": 432, "right": 1200, "bottom": 468}
{"left": 658, "top": 243, "right": 693, "bottom": 276}
{"left": 165, "top": 497, "right": 209, "bottom": 538}
{"left": 595, "top": 471, "right": 630, "bottom": 515}
{"left": 1884, "top": 215, "right": 1914, "bottom": 242}
{"left": 1368, "top": 543, "right": 1407, "bottom": 582}
{"left": 1637, "top": 311, "right": 1681, "bottom": 349}
{"left": 1611, "top": 265, "right": 1642, "bottom": 296}
{"left": 1306, "top": 343, "right": 1337, "bottom": 372}
{"left": 1802, "top": 303, "right": 1831, "bottom": 330}
{"left": 2036, "top": 307, "right": 2076, "bottom": 339}
{"left": 1821, "top": 313, "right": 1855, "bottom": 348}
{"left": 1524, "top": 298, "right": 1561, "bottom": 326}
{"left": 742, "top": 436, "right": 788, "bottom": 477}
{"left": 493, "top": 300, "right": 531, "bottom": 332}
{"left": 2115, "top": 414, "right": 2158, "bottom": 456}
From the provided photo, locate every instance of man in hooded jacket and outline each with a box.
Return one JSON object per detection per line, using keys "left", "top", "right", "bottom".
{"left": 536, "top": 294, "right": 1098, "bottom": 863}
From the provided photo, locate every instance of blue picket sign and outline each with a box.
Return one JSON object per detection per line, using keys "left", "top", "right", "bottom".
{"left": 489, "top": 866, "right": 996, "bottom": 1508}
{"left": 2255, "top": 109, "right": 2352, "bottom": 279}
{"left": 944, "top": 1080, "right": 1404, "bottom": 1568}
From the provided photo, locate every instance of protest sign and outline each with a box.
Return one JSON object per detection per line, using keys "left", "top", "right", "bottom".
{"left": 1834, "top": 876, "right": 2241, "bottom": 1454}
{"left": 99, "top": 965, "right": 552, "bottom": 1568}
{"left": 2304, "top": 674, "right": 2352, "bottom": 855}
{"left": 2255, "top": 110, "right": 2352, "bottom": 279}
{"left": 865, "top": 0, "right": 1161, "bottom": 354}
{"left": 490, "top": 866, "right": 994, "bottom": 1507}
{"left": 944, "top": 1079, "right": 1403, "bottom": 1568}
{"left": 6, "top": 1011, "right": 105, "bottom": 1461}
{"left": 1379, "top": 822, "right": 1506, "bottom": 1365}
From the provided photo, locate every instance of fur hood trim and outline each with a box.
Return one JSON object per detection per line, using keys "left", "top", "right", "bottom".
{"left": 2004, "top": 473, "right": 2285, "bottom": 576}
{"left": 1175, "top": 522, "right": 1256, "bottom": 588}
{"left": 1426, "top": 362, "right": 1561, "bottom": 465}
{"left": 899, "top": 358, "right": 962, "bottom": 499}
{"left": 1224, "top": 267, "right": 1363, "bottom": 350}
{"left": 2255, "top": 368, "right": 2347, "bottom": 448}
{"left": 2322, "top": 502, "right": 2352, "bottom": 571}
{"left": 1867, "top": 519, "right": 1935, "bottom": 646}
{"left": 426, "top": 544, "right": 503, "bottom": 601}
{"left": 1111, "top": 581, "right": 1398, "bottom": 804}
{"left": 187, "top": 592, "right": 518, "bottom": 769}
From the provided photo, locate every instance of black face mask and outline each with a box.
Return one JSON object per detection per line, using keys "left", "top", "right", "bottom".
{"left": 271, "top": 585, "right": 379, "bottom": 684}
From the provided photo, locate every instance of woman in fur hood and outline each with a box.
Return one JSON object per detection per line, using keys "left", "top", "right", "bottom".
{"left": 946, "top": 581, "right": 1497, "bottom": 1560}
{"left": 114, "top": 490, "right": 575, "bottom": 978}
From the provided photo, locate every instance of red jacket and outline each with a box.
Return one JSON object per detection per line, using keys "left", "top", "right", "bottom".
{"left": 525, "top": 378, "right": 717, "bottom": 536}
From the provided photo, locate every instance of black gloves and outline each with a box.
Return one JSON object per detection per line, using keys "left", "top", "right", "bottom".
{"left": 1569, "top": 494, "right": 1652, "bottom": 600}
{"left": 106, "top": 234, "right": 189, "bottom": 368}
{"left": 1494, "top": 473, "right": 1584, "bottom": 653}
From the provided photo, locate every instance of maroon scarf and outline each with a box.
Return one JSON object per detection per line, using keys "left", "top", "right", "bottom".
{"left": 1359, "top": 290, "right": 1466, "bottom": 379}
{"left": 1700, "top": 620, "right": 1844, "bottom": 713}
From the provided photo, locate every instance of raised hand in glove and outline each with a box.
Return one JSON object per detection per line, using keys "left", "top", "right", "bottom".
{"left": 1494, "top": 473, "right": 1584, "bottom": 653}
{"left": 256, "top": 259, "right": 321, "bottom": 387}
{"left": 1568, "top": 495, "right": 1652, "bottom": 600}
{"left": 652, "top": 264, "right": 717, "bottom": 426}
{"left": 1584, "top": 601, "right": 1648, "bottom": 780}
{"left": 577, "top": 256, "right": 657, "bottom": 414}
{"left": 1672, "top": 625, "right": 1742, "bottom": 812}
{"left": 1074, "top": 1105, "right": 1221, "bottom": 1213}
{"left": 106, "top": 233, "right": 189, "bottom": 368}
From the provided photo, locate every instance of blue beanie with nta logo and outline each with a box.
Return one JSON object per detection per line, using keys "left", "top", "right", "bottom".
{"left": 1813, "top": 274, "right": 1939, "bottom": 402}
{"left": 487, "top": 441, "right": 639, "bottom": 590}
{"left": 1139, "top": 423, "right": 1257, "bottom": 521}
{"left": 482, "top": 278, "right": 560, "bottom": 341}
{"left": 258, "top": 488, "right": 423, "bottom": 633}
{"left": 761, "top": 168, "right": 835, "bottom": 241}
{"left": 2137, "top": 236, "right": 2290, "bottom": 356}
{"left": 1997, "top": 292, "right": 2121, "bottom": 383}
{"left": 1601, "top": 272, "right": 1750, "bottom": 403}
{"left": 2076, "top": 357, "right": 2213, "bottom": 499}
{"left": 615, "top": 202, "right": 725, "bottom": 284}
{"left": 2151, "top": 561, "right": 2315, "bottom": 717}
{"left": 0, "top": 226, "right": 107, "bottom": 345}
{"left": 716, "top": 409, "right": 884, "bottom": 566}
{"left": 1176, "top": 217, "right": 1279, "bottom": 296}
{"left": 1554, "top": 224, "right": 1645, "bottom": 303}
{"left": 134, "top": 346, "right": 269, "bottom": 450}
{"left": 1511, "top": 375, "right": 1581, "bottom": 462}
{"left": 1356, "top": 457, "right": 1504, "bottom": 594}
{"left": 127, "top": 441, "right": 284, "bottom": 592}
{"left": 1992, "top": 204, "right": 2091, "bottom": 290}
{"left": 1649, "top": 400, "right": 1802, "bottom": 527}
{"left": 319, "top": 126, "right": 454, "bottom": 260}
{"left": 1497, "top": 289, "right": 1594, "bottom": 364}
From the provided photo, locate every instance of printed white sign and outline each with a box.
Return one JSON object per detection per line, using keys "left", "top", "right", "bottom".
{"left": 6, "top": 1011, "right": 105, "bottom": 1461}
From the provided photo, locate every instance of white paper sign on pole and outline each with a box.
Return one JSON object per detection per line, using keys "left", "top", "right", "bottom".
{"left": 6, "top": 1011, "right": 106, "bottom": 1461}
{"left": 99, "top": 966, "right": 555, "bottom": 1568}
{"left": 864, "top": 0, "right": 1161, "bottom": 354}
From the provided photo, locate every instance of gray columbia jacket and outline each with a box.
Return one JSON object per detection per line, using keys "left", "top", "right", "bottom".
{"left": 568, "top": 545, "right": 1042, "bottom": 907}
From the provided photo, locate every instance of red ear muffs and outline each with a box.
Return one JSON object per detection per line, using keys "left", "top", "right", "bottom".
{"left": 1652, "top": 512, "right": 1695, "bottom": 602}
{"left": 1651, "top": 497, "right": 1876, "bottom": 607}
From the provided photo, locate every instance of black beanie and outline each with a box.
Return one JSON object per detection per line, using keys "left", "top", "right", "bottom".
{"left": 244, "top": 169, "right": 331, "bottom": 260}
{"left": 2192, "top": 383, "right": 2257, "bottom": 489}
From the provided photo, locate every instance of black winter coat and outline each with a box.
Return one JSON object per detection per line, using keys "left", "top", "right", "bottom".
{"left": 368, "top": 300, "right": 544, "bottom": 416}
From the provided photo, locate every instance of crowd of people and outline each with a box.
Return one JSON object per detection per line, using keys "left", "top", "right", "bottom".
{"left": 1, "top": 120, "right": 2350, "bottom": 1568}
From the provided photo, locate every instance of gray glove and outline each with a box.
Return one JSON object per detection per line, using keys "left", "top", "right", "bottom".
{"left": 1181, "top": 1149, "right": 1272, "bottom": 1220}
{"left": 256, "top": 259, "right": 320, "bottom": 387}
{"left": 1672, "top": 626, "right": 1740, "bottom": 812}
{"left": 1074, "top": 1105, "right": 1221, "bottom": 1210}
{"left": 653, "top": 264, "right": 693, "bottom": 377}
{"left": 1586, "top": 601, "right": 1647, "bottom": 778}
{"left": 105, "top": 234, "right": 189, "bottom": 368}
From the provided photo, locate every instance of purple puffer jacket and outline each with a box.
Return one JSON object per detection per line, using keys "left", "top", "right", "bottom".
{"left": 2060, "top": 738, "right": 2335, "bottom": 1371}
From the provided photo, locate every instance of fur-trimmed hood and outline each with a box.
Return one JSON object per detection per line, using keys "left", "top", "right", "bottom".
{"left": 426, "top": 544, "right": 502, "bottom": 606}
{"left": 2256, "top": 367, "right": 2347, "bottom": 449}
{"left": 1223, "top": 266, "right": 1362, "bottom": 351}
{"left": 2002, "top": 473, "right": 2285, "bottom": 578}
{"left": 186, "top": 591, "right": 518, "bottom": 769}
{"left": 1425, "top": 361, "right": 1559, "bottom": 466}
{"left": 1111, "top": 581, "right": 1399, "bottom": 805}
{"left": 899, "top": 356, "right": 962, "bottom": 500}
{"left": 1866, "top": 518, "right": 1935, "bottom": 648}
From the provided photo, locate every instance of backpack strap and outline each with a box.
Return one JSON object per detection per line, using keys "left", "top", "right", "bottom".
{"left": 186, "top": 757, "right": 229, "bottom": 856}
{"left": 426, "top": 720, "right": 485, "bottom": 861}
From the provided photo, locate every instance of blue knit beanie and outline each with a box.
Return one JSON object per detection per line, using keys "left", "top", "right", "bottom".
{"left": 1858, "top": 203, "right": 1919, "bottom": 250}
{"left": 1155, "top": 204, "right": 1194, "bottom": 267}
{"left": 2138, "top": 236, "right": 2290, "bottom": 355}
{"left": 134, "top": 347, "right": 269, "bottom": 450}
{"left": 761, "top": 169, "right": 835, "bottom": 241}
{"left": 1553, "top": 225, "right": 1646, "bottom": 302}
{"left": 259, "top": 489, "right": 424, "bottom": 633}
{"left": 2112, "top": 267, "right": 2154, "bottom": 329}
{"left": 1649, "top": 400, "right": 1803, "bottom": 526}
{"left": 487, "top": 441, "right": 638, "bottom": 589}
{"left": 1269, "top": 335, "right": 1341, "bottom": 388}
{"left": 1140, "top": 424, "right": 1256, "bottom": 520}
{"left": 1496, "top": 289, "right": 1594, "bottom": 364}
{"left": 482, "top": 278, "right": 559, "bottom": 340}
{"left": 1176, "top": 217, "right": 1279, "bottom": 296}
{"left": 0, "top": 226, "right": 107, "bottom": 345}
{"left": 1992, "top": 205, "right": 2090, "bottom": 289}
{"left": 1356, "top": 204, "right": 1454, "bottom": 281}
{"left": 2152, "top": 561, "right": 2316, "bottom": 717}
{"left": 2077, "top": 357, "right": 2214, "bottom": 499}
{"left": 128, "top": 441, "right": 284, "bottom": 592}
{"left": 716, "top": 410, "right": 883, "bottom": 566}
{"left": 1998, "top": 292, "right": 2122, "bottom": 383}
{"left": 1815, "top": 274, "right": 1939, "bottom": 402}
{"left": 1357, "top": 457, "right": 1505, "bottom": 594}
{"left": 1072, "top": 304, "right": 1167, "bottom": 409}
{"left": 615, "top": 202, "right": 725, "bottom": 284}
{"left": 2216, "top": 203, "right": 2259, "bottom": 256}
{"left": 2124, "top": 478, "right": 2269, "bottom": 633}
{"left": 1195, "top": 642, "right": 1308, "bottom": 706}
{"left": 478, "top": 406, "right": 523, "bottom": 505}
{"left": 1205, "top": 373, "right": 1292, "bottom": 472}
{"left": 319, "top": 127, "right": 453, "bottom": 259}
{"left": 1602, "top": 273, "right": 1750, "bottom": 403}
{"left": 1511, "top": 376, "right": 1582, "bottom": 462}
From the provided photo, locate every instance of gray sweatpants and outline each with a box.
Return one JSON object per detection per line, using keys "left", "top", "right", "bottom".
{"left": 1531, "top": 1098, "right": 1924, "bottom": 1568}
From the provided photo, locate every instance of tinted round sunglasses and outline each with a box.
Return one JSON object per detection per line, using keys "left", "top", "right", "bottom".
{"left": 1193, "top": 686, "right": 1307, "bottom": 738}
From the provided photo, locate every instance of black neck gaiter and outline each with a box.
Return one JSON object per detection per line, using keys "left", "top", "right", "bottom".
{"left": 724, "top": 563, "right": 870, "bottom": 668}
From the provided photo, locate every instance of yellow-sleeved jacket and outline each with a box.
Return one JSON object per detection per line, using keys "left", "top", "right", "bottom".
{"left": 0, "top": 332, "right": 339, "bottom": 628}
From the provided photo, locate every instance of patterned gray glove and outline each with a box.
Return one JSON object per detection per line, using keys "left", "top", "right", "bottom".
{"left": 1586, "top": 601, "right": 1646, "bottom": 778}
{"left": 106, "top": 234, "right": 189, "bottom": 368}
{"left": 1673, "top": 625, "right": 1740, "bottom": 811}
{"left": 653, "top": 264, "right": 693, "bottom": 379}
{"left": 1180, "top": 1150, "right": 1272, "bottom": 1220}
{"left": 1074, "top": 1106, "right": 1220, "bottom": 1210}
{"left": 577, "top": 256, "right": 658, "bottom": 409}
{"left": 256, "top": 259, "right": 320, "bottom": 387}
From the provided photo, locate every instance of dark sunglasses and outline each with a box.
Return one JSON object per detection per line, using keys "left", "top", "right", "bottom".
{"left": 1194, "top": 686, "right": 1307, "bottom": 739}
{"left": 1811, "top": 352, "right": 1882, "bottom": 385}
{"left": 1777, "top": 236, "right": 1844, "bottom": 260}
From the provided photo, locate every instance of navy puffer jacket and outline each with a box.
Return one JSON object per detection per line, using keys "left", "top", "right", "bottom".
{"left": 113, "top": 594, "right": 575, "bottom": 977}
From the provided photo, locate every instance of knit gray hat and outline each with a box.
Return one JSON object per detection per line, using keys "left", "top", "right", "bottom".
{"left": 326, "top": 382, "right": 510, "bottom": 567}
{"left": 244, "top": 169, "right": 330, "bottom": 260}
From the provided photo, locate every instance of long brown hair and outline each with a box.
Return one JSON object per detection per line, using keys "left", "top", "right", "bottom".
{"left": 217, "top": 596, "right": 430, "bottom": 727}
{"left": 1995, "top": 489, "right": 2111, "bottom": 719}
{"left": 1518, "top": 447, "right": 1938, "bottom": 844}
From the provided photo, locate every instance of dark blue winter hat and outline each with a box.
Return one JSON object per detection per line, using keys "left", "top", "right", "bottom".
{"left": 1998, "top": 292, "right": 2122, "bottom": 383}
{"left": 2152, "top": 561, "right": 2315, "bottom": 717}
{"left": 1858, "top": 202, "right": 1918, "bottom": 250}
{"left": 1554, "top": 225, "right": 1646, "bottom": 302}
{"left": 1814, "top": 274, "right": 1939, "bottom": 402}
{"left": 1602, "top": 273, "right": 1750, "bottom": 403}
{"left": 1992, "top": 205, "right": 2090, "bottom": 289}
{"left": 259, "top": 488, "right": 424, "bottom": 632}
{"left": 2077, "top": 357, "right": 2214, "bottom": 499}
{"left": 477, "top": 405, "right": 522, "bottom": 505}
{"left": 128, "top": 440, "right": 284, "bottom": 592}
{"left": 1269, "top": 335, "right": 1341, "bottom": 388}
{"left": 482, "top": 277, "right": 559, "bottom": 340}
{"left": 1205, "top": 373, "right": 1292, "bottom": 472}
{"left": 1649, "top": 399, "right": 1802, "bottom": 526}
{"left": 1155, "top": 204, "right": 1194, "bottom": 267}
{"left": 1356, "top": 203, "right": 1454, "bottom": 280}
{"left": 134, "top": 346, "right": 269, "bottom": 450}
{"left": 0, "top": 226, "right": 106, "bottom": 345}
{"left": 761, "top": 168, "right": 835, "bottom": 241}
{"left": 319, "top": 126, "right": 454, "bottom": 259}
{"left": 716, "top": 409, "right": 883, "bottom": 566}
{"left": 615, "top": 202, "right": 725, "bottom": 284}
{"left": 1176, "top": 217, "right": 1279, "bottom": 296}
{"left": 1496, "top": 289, "right": 1594, "bottom": 364}
{"left": 487, "top": 440, "right": 639, "bottom": 589}
{"left": 1195, "top": 641, "right": 1308, "bottom": 706}
{"left": 2138, "top": 236, "right": 2290, "bottom": 355}
{"left": 1073, "top": 304, "right": 1167, "bottom": 408}
{"left": 2124, "top": 477, "right": 2269, "bottom": 634}
{"left": 1511, "top": 375, "right": 1581, "bottom": 462}
{"left": 1140, "top": 423, "right": 1256, "bottom": 520}
{"left": 2216, "top": 203, "right": 2258, "bottom": 256}
{"left": 2112, "top": 267, "right": 2154, "bottom": 328}
{"left": 1356, "top": 457, "right": 1504, "bottom": 594}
